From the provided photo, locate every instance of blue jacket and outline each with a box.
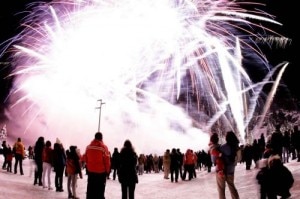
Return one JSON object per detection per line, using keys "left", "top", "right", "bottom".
{"left": 220, "top": 143, "right": 236, "bottom": 175}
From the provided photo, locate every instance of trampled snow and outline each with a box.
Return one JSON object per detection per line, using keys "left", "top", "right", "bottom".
{"left": 0, "top": 156, "right": 299, "bottom": 199}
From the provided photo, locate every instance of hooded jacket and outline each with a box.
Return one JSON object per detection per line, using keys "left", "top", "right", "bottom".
{"left": 85, "top": 139, "right": 111, "bottom": 174}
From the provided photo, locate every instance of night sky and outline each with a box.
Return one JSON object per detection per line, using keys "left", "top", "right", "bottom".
{"left": 0, "top": 0, "right": 299, "bottom": 113}
{"left": 263, "top": 0, "right": 298, "bottom": 101}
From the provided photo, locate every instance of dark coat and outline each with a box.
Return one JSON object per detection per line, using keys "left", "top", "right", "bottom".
{"left": 111, "top": 150, "right": 120, "bottom": 170}
{"left": 34, "top": 138, "right": 45, "bottom": 164}
{"left": 268, "top": 163, "right": 294, "bottom": 196}
{"left": 52, "top": 143, "right": 67, "bottom": 172}
{"left": 170, "top": 150, "right": 180, "bottom": 170}
{"left": 118, "top": 147, "right": 138, "bottom": 185}
{"left": 261, "top": 159, "right": 294, "bottom": 198}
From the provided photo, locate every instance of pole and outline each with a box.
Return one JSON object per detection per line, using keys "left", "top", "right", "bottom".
{"left": 96, "top": 99, "right": 105, "bottom": 132}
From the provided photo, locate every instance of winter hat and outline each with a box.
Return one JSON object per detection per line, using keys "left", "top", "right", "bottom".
{"left": 56, "top": 138, "right": 61, "bottom": 144}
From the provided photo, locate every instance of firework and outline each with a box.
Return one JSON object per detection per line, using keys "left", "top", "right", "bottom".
{"left": 2, "top": 0, "right": 285, "bottom": 152}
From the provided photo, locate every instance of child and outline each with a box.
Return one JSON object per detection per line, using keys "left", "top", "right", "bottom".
{"left": 6, "top": 145, "right": 13, "bottom": 172}
{"left": 209, "top": 133, "right": 224, "bottom": 177}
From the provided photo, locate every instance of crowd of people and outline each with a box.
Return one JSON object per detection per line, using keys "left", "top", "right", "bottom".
{"left": 0, "top": 132, "right": 138, "bottom": 199}
{"left": 0, "top": 124, "right": 299, "bottom": 199}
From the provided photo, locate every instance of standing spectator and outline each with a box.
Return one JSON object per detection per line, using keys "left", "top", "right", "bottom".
{"left": 192, "top": 150, "right": 198, "bottom": 178}
{"left": 162, "top": 149, "right": 171, "bottom": 179}
{"left": 206, "top": 150, "right": 213, "bottom": 172}
{"left": 258, "top": 134, "right": 266, "bottom": 159}
{"left": 176, "top": 149, "right": 184, "bottom": 179}
{"left": 291, "top": 126, "right": 300, "bottom": 161}
{"left": 270, "top": 125, "right": 283, "bottom": 159}
{"left": 137, "top": 154, "right": 145, "bottom": 175}
{"left": 145, "top": 154, "right": 153, "bottom": 173}
{"left": 2, "top": 140, "right": 8, "bottom": 170}
{"left": 85, "top": 132, "right": 111, "bottom": 199}
{"left": 153, "top": 154, "right": 160, "bottom": 173}
{"left": 107, "top": 151, "right": 112, "bottom": 179}
{"left": 52, "top": 138, "right": 67, "bottom": 192}
{"left": 118, "top": 140, "right": 138, "bottom": 199}
{"left": 182, "top": 149, "right": 195, "bottom": 181}
{"left": 243, "top": 143, "right": 253, "bottom": 170}
{"left": 6, "top": 145, "right": 13, "bottom": 172}
{"left": 170, "top": 148, "right": 180, "bottom": 183}
{"left": 111, "top": 147, "right": 120, "bottom": 180}
{"left": 13, "top": 137, "right": 25, "bottom": 175}
{"left": 28, "top": 145, "right": 34, "bottom": 159}
{"left": 217, "top": 131, "right": 240, "bottom": 199}
{"left": 42, "top": 140, "right": 54, "bottom": 190}
{"left": 34, "top": 136, "right": 45, "bottom": 186}
{"left": 282, "top": 130, "right": 291, "bottom": 163}
{"left": 252, "top": 139, "right": 261, "bottom": 168}
{"left": 158, "top": 156, "right": 163, "bottom": 172}
{"left": 66, "top": 145, "right": 83, "bottom": 199}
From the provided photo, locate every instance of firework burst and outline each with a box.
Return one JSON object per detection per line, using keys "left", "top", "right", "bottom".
{"left": 2, "top": 0, "right": 285, "bottom": 152}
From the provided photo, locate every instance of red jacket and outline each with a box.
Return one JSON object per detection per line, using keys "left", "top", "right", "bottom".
{"left": 43, "top": 147, "right": 53, "bottom": 165}
{"left": 85, "top": 139, "right": 111, "bottom": 174}
{"left": 209, "top": 143, "right": 224, "bottom": 173}
{"left": 183, "top": 149, "right": 195, "bottom": 165}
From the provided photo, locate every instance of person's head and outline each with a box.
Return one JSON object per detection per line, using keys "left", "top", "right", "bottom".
{"left": 17, "top": 137, "right": 21, "bottom": 142}
{"left": 54, "top": 142, "right": 60, "bottom": 150}
{"left": 172, "top": 148, "right": 176, "bottom": 154}
{"left": 45, "top": 140, "right": 51, "bottom": 147}
{"left": 70, "top": 145, "right": 77, "bottom": 152}
{"left": 225, "top": 131, "right": 239, "bottom": 146}
{"left": 95, "top": 132, "right": 103, "bottom": 141}
{"left": 268, "top": 154, "right": 282, "bottom": 168}
{"left": 37, "top": 136, "right": 44, "bottom": 142}
{"left": 124, "top": 139, "right": 132, "bottom": 148}
{"left": 210, "top": 132, "right": 219, "bottom": 144}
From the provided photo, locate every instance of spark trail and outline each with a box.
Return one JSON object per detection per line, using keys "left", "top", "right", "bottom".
{"left": 2, "top": 0, "right": 285, "bottom": 153}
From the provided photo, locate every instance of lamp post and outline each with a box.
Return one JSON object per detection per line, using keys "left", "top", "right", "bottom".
{"left": 96, "top": 99, "right": 105, "bottom": 132}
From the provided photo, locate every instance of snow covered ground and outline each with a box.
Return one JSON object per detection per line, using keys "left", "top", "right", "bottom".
{"left": 0, "top": 157, "right": 299, "bottom": 199}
